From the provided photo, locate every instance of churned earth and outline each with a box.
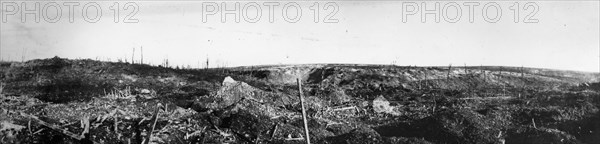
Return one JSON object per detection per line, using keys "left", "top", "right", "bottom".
{"left": 1, "top": 57, "right": 599, "bottom": 144}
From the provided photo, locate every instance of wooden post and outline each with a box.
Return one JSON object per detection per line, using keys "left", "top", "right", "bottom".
{"left": 481, "top": 65, "right": 485, "bottom": 82}
{"left": 146, "top": 103, "right": 162, "bottom": 144}
{"left": 464, "top": 63, "right": 468, "bottom": 74}
{"left": 447, "top": 64, "right": 452, "bottom": 80}
{"left": 424, "top": 71, "right": 428, "bottom": 89}
{"left": 21, "top": 47, "right": 25, "bottom": 62}
{"left": 521, "top": 66, "right": 524, "bottom": 78}
{"left": 503, "top": 84, "right": 506, "bottom": 97}
{"left": 297, "top": 78, "right": 311, "bottom": 144}
{"left": 520, "top": 66, "right": 524, "bottom": 97}
{"left": 206, "top": 57, "right": 209, "bottom": 69}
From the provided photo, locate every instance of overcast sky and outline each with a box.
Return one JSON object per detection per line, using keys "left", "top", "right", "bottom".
{"left": 1, "top": 1, "right": 599, "bottom": 72}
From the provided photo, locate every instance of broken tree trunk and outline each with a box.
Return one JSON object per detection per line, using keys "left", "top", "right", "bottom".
{"left": 140, "top": 46, "right": 143, "bottom": 64}
{"left": 297, "top": 78, "right": 311, "bottom": 144}
{"left": 132, "top": 48, "right": 135, "bottom": 64}
{"left": 447, "top": 64, "right": 452, "bottom": 80}
{"left": 464, "top": 63, "right": 468, "bottom": 74}
{"left": 481, "top": 65, "right": 486, "bottom": 82}
{"left": 521, "top": 66, "right": 524, "bottom": 78}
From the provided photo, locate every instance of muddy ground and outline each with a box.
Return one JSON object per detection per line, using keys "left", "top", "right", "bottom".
{"left": 1, "top": 57, "right": 600, "bottom": 144}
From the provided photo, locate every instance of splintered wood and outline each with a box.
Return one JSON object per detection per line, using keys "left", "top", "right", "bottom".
{"left": 20, "top": 112, "right": 98, "bottom": 144}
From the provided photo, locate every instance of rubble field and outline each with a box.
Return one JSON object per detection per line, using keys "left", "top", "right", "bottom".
{"left": 1, "top": 57, "right": 600, "bottom": 144}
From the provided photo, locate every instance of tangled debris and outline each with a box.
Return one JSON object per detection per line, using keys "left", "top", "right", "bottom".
{"left": 1, "top": 57, "right": 600, "bottom": 143}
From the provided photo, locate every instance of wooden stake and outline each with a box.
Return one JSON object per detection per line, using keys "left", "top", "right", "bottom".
{"left": 447, "top": 64, "right": 452, "bottom": 80}
{"left": 424, "top": 71, "right": 429, "bottom": 89}
{"left": 28, "top": 120, "right": 32, "bottom": 136}
{"left": 145, "top": 103, "right": 162, "bottom": 144}
{"left": 297, "top": 78, "right": 311, "bottom": 144}
{"left": 464, "top": 63, "right": 468, "bottom": 74}
{"left": 270, "top": 123, "right": 279, "bottom": 139}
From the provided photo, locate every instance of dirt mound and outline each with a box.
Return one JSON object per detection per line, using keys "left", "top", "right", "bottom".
{"left": 191, "top": 76, "right": 294, "bottom": 115}
{"left": 232, "top": 65, "right": 320, "bottom": 85}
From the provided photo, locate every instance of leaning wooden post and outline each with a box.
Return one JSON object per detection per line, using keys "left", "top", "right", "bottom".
{"left": 297, "top": 78, "right": 311, "bottom": 144}
{"left": 145, "top": 103, "right": 163, "bottom": 144}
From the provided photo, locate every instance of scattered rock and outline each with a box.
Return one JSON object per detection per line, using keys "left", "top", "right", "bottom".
{"left": 0, "top": 121, "right": 25, "bottom": 132}
{"left": 222, "top": 76, "right": 236, "bottom": 86}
